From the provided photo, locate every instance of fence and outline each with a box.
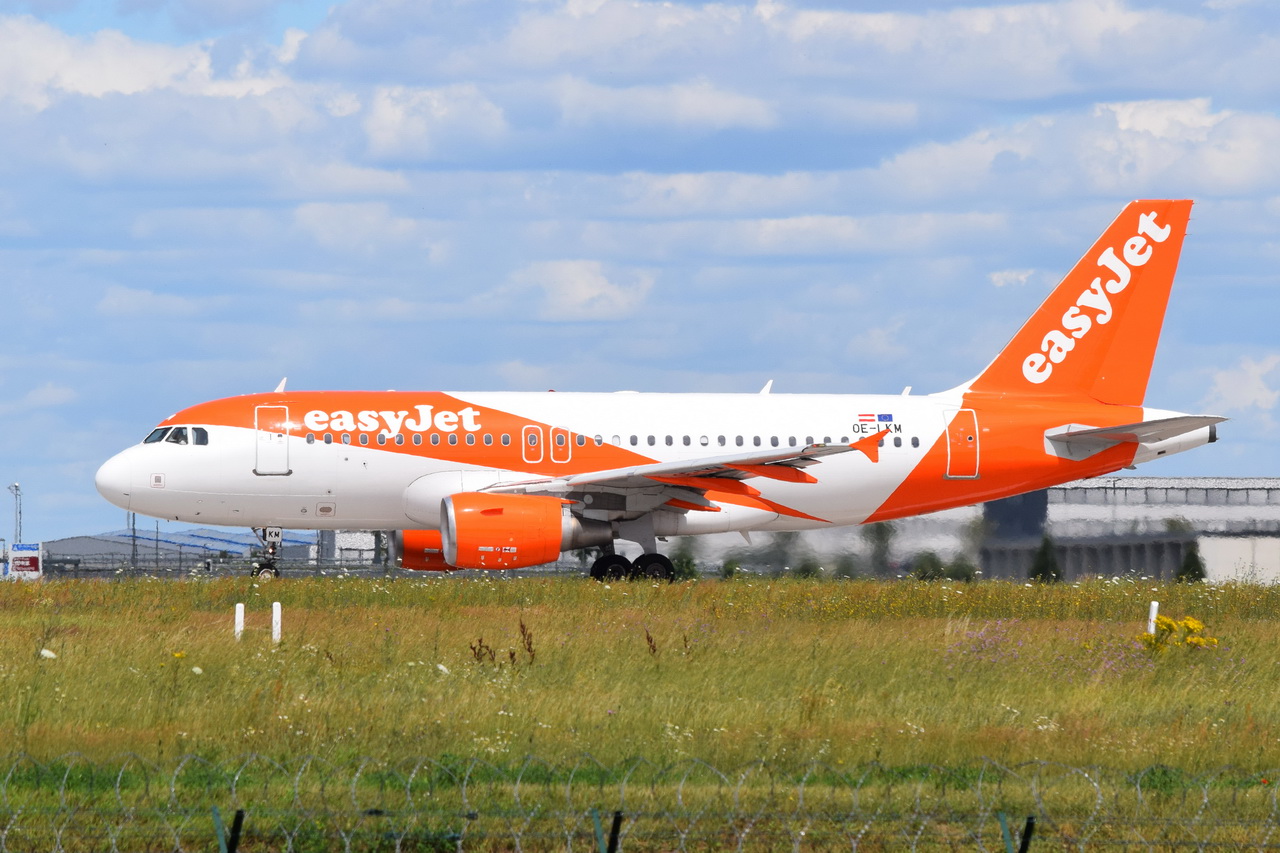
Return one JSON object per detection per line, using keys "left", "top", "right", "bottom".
{"left": 3, "top": 753, "right": 1280, "bottom": 851}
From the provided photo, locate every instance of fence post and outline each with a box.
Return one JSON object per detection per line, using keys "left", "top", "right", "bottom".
{"left": 272, "top": 601, "right": 281, "bottom": 644}
{"left": 1018, "top": 815, "right": 1036, "bottom": 853}
{"left": 234, "top": 603, "right": 244, "bottom": 641}
{"left": 607, "top": 810, "right": 623, "bottom": 853}
{"left": 1148, "top": 600, "right": 1159, "bottom": 634}
{"left": 997, "top": 812, "right": 1015, "bottom": 853}
{"left": 591, "top": 808, "right": 607, "bottom": 853}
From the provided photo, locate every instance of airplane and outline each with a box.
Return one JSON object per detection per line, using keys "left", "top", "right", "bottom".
{"left": 95, "top": 200, "right": 1223, "bottom": 579}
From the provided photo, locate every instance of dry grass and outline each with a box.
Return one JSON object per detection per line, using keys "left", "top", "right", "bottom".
{"left": 2, "top": 575, "right": 1278, "bottom": 775}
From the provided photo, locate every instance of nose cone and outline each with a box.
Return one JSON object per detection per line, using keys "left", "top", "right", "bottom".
{"left": 95, "top": 451, "right": 134, "bottom": 510}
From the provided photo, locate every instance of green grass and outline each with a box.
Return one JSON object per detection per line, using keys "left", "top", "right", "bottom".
{"left": 2, "top": 575, "right": 1279, "bottom": 776}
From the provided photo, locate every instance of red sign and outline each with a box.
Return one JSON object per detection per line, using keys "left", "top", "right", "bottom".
{"left": 12, "top": 556, "right": 40, "bottom": 572}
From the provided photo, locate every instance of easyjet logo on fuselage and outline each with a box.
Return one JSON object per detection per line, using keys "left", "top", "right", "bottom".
{"left": 303, "top": 405, "right": 482, "bottom": 435}
{"left": 1021, "top": 210, "right": 1172, "bottom": 385}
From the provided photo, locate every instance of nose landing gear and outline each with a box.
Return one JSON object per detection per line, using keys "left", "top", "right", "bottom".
{"left": 251, "top": 527, "right": 282, "bottom": 578}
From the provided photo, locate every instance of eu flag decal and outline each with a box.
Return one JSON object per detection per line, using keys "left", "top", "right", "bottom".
{"left": 877, "top": 414, "right": 894, "bottom": 423}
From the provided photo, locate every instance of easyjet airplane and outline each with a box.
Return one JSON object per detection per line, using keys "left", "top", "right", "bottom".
{"left": 96, "top": 200, "right": 1222, "bottom": 579}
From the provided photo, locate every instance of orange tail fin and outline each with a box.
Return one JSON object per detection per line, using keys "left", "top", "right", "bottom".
{"left": 967, "top": 200, "right": 1193, "bottom": 406}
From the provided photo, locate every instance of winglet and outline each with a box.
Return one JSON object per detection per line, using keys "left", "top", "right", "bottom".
{"left": 273, "top": 377, "right": 288, "bottom": 393}
{"left": 851, "top": 429, "right": 891, "bottom": 463}
{"left": 759, "top": 380, "right": 774, "bottom": 394}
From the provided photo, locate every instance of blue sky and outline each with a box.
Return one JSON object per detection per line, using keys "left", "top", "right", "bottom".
{"left": 2, "top": 0, "right": 1279, "bottom": 542}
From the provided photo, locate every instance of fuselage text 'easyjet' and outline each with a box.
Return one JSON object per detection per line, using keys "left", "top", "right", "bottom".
{"left": 303, "top": 405, "right": 482, "bottom": 435}
{"left": 1022, "top": 210, "right": 1172, "bottom": 385}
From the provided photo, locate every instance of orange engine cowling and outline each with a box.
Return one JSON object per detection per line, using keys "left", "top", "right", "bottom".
{"left": 442, "top": 493, "right": 568, "bottom": 570}
{"left": 395, "top": 529, "right": 453, "bottom": 571}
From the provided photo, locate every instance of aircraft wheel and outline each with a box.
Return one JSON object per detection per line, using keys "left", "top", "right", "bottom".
{"left": 590, "top": 554, "right": 632, "bottom": 582}
{"left": 631, "top": 553, "right": 675, "bottom": 581}
{"left": 252, "top": 563, "right": 280, "bottom": 579}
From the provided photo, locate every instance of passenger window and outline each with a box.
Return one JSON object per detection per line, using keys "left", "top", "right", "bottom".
{"left": 395, "top": 434, "right": 405, "bottom": 445}
{"left": 431, "top": 434, "right": 440, "bottom": 446}
{"left": 501, "top": 434, "right": 510, "bottom": 446}
{"left": 894, "top": 436, "right": 902, "bottom": 448}
{"left": 878, "top": 439, "right": 885, "bottom": 447}
{"left": 413, "top": 434, "right": 422, "bottom": 445}
{"left": 342, "top": 434, "right": 351, "bottom": 445}
{"left": 630, "top": 435, "right": 638, "bottom": 446}
{"left": 166, "top": 427, "right": 188, "bottom": 445}
{"left": 556, "top": 434, "right": 566, "bottom": 446}
{"left": 449, "top": 434, "right": 458, "bottom": 445}
{"left": 484, "top": 434, "right": 493, "bottom": 446}
{"left": 681, "top": 436, "right": 690, "bottom": 446}
{"left": 576, "top": 435, "right": 585, "bottom": 447}
{"left": 324, "top": 434, "right": 333, "bottom": 445}
{"left": 911, "top": 436, "right": 920, "bottom": 448}
{"left": 841, "top": 436, "right": 849, "bottom": 444}
{"left": 736, "top": 436, "right": 744, "bottom": 447}
{"left": 753, "top": 436, "right": 761, "bottom": 447}
{"left": 611, "top": 435, "right": 620, "bottom": 445}
{"left": 648, "top": 436, "right": 656, "bottom": 446}
{"left": 466, "top": 434, "right": 475, "bottom": 445}
{"left": 701, "top": 436, "right": 710, "bottom": 446}
{"left": 528, "top": 433, "right": 538, "bottom": 446}
{"left": 805, "top": 436, "right": 813, "bottom": 445}
{"left": 144, "top": 428, "right": 170, "bottom": 444}
{"left": 718, "top": 436, "right": 726, "bottom": 446}
{"left": 193, "top": 427, "right": 209, "bottom": 445}
{"left": 359, "top": 434, "right": 369, "bottom": 445}
{"left": 788, "top": 437, "right": 797, "bottom": 446}
{"left": 664, "top": 435, "right": 673, "bottom": 446}
{"left": 823, "top": 436, "right": 831, "bottom": 444}
{"left": 376, "top": 434, "right": 386, "bottom": 445}
{"left": 306, "top": 433, "right": 315, "bottom": 444}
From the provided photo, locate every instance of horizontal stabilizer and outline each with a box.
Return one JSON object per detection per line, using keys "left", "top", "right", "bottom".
{"left": 1045, "top": 415, "right": 1225, "bottom": 461}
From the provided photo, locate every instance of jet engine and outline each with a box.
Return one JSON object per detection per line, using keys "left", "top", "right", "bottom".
{"left": 442, "top": 492, "right": 611, "bottom": 569}
{"left": 394, "top": 529, "right": 452, "bottom": 571}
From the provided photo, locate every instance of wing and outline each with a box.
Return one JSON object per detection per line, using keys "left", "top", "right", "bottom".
{"left": 485, "top": 431, "right": 890, "bottom": 522}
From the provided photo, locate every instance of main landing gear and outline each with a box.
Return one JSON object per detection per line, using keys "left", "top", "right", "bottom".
{"left": 589, "top": 552, "right": 675, "bottom": 582}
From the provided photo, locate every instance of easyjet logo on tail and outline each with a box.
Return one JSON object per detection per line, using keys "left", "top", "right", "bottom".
{"left": 1022, "top": 210, "right": 1172, "bottom": 385}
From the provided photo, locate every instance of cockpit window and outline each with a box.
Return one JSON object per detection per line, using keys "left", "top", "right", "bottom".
{"left": 193, "top": 427, "right": 209, "bottom": 445}
{"left": 144, "top": 428, "right": 170, "bottom": 444}
{"left": 166, "top": 427, "right": 189, "bottom": 445}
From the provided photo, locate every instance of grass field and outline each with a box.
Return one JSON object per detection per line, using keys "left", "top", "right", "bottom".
{"left": 2, "top": 573, "right": 1278, "bottom": 780}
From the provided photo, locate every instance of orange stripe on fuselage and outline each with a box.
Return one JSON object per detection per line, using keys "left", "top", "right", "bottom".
{"left": 866, "top": 395, "right": 1141, "bottom": 523}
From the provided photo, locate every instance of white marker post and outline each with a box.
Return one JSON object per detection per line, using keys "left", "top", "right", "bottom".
{"left": 272, "top": 601, "right": 282, "bottom": 645}
{"left": 234, "top": 603, "right": 245, "bottom": 641}
{"left": 1148, "top": 600, "right": 1159, "bottom": 635}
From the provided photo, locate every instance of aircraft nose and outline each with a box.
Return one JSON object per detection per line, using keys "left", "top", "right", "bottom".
{"left": 95, "top": 452, "right": 133, "bottom": 510}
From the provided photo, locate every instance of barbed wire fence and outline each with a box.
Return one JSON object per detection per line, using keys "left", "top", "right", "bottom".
{"left": 3, "top": 753, "right": 1280, "bottom": 851}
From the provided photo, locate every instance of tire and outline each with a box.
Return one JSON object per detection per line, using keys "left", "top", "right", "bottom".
{"left": 590, "top": 554, "right": 632, "bottom": 581}
{"left": 630, "top": 553, "right": 675, "bottom": 581}
{"left": 252, "top": 563, "right": 280, "bottom": 579}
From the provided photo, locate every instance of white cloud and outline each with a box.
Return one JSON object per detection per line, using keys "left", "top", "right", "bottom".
{"left": 0, "top": 15, "right": 297, "bottom": 109}
{"left": 96, "top": 285, "right": 205, "bottom": 317}
{"left": 363, "top": 84, "right": 507, "bottom": 159}
{"left": 292, "top": 202, "right": 439, "bottom": 256}
{"left": 555, "top": 77, "right": 774, "bottom": 130}
{"left": 1202, "top": 354, "right": 1280, "bottom": 414}
{"left": 989, "top": 269, "right": 1034, "bottom": 288}
{"left": 504, "top": 260, "right": 652, "bottom": 320}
